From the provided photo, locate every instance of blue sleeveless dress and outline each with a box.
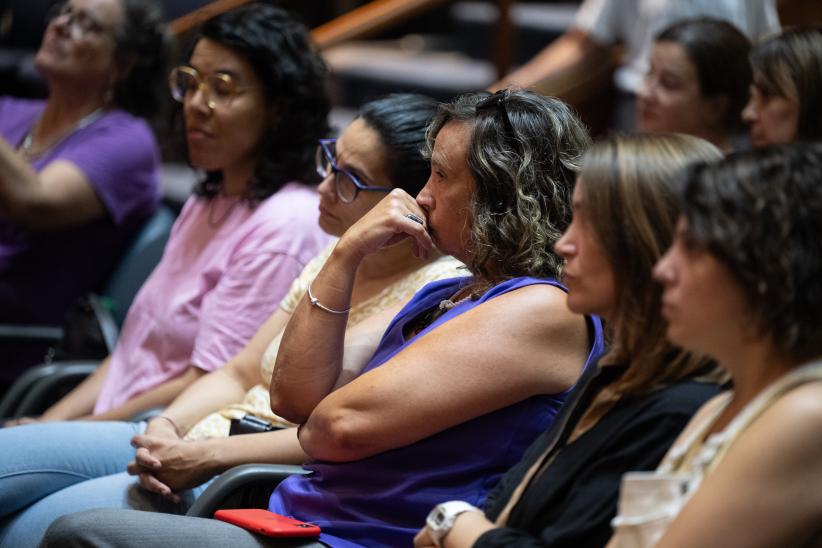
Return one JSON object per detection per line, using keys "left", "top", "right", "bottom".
{"left": 269, "top": 276, "right": 605, "bottom": 547}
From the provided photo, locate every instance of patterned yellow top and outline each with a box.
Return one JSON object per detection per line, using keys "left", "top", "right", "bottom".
{"left": 185, "top": 242, "right": 465, "bottom": 440}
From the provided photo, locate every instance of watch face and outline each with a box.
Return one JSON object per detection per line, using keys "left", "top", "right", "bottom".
{"left": 432, "top": 509, "right": 448, "bottom": 527}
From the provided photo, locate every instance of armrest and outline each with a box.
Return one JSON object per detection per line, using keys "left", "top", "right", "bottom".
{"left": 0, "top": 324, "right": 63, "bottom": 342}
{"left": 186, "top": 463, "right": 309, "bottom": 518}
{"left": 1, "top": 360, "right": 91, "bottom": 418}
{"left": 7, "top": 361, "right": 98, "bottom": 418}
{"left": 0, "top": 294, "right": 116, "bottom": 363}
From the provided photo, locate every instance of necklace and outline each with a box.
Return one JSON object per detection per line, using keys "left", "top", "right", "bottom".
{"left": 438, "top": 287, "right": 475, "bottom": 311}
{"left": 207, "top": 195, "right": 242, "bottom": 228}
{"left": 18, "top": 107, "right": 106, "bottom": 161}
{"left": 403, "top": 286, "right": 476, "bottom": 339}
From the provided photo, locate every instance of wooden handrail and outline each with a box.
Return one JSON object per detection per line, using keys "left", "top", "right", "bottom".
{"left": 777, "top": 0, "right": 822, "bottom": 25}
{"left": 169, "top": 0, "right": 252, "bottom": 35}
{"left": 492, "top": 0, "right": 514, "bottom": 80}
{"left": 312, "top": 0, "right": 451, "bottom": 50}
{"left": 169, "top": 0, "right": 453, "bottom": 45}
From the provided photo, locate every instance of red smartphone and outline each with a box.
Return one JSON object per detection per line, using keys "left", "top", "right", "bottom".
{"left": 214, "top": 508, "right": 321, "bottom": 538}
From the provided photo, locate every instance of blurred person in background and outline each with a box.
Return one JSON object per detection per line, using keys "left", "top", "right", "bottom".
{"left": 743, "top": 27, "right": 822, "bottom": 147}
{"left": 493, "top": 0, "right": 778, "bottom": 132}
{"left": 636, "top": 18, "right": 752, "bottom": 152}
{"left": 0, "top": 0, "right": 170, "bottom": 388}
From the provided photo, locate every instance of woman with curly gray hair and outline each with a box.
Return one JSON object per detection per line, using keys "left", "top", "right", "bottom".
{"left": 609, "top": 143, "right": 822, "bottom": 547}
{"left": 421, "top": 90, "right": 587, "bottom": 286}
{"left": 42, "top": 89, "right": 605, "bottom": 548}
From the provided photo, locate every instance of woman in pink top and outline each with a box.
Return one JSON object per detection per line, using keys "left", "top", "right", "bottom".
{"left": 4, "top": 4, "right": 331, "bottom": 424}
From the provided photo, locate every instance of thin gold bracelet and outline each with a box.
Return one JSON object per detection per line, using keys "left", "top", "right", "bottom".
{"left": 307, "top": 282, "right": 351, "bottom": 315}
{"left": 154, "top": 415, "right": 182, "bottom": 437}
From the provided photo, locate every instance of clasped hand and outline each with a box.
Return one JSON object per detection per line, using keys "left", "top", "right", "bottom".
{"left": 127, "top": 417, "right": 214, "bottom": 503}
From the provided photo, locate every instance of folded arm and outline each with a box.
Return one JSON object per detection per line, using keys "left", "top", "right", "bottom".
{"left": 130, "top": 302, "right": 393, "bottom": 499}
{"left": 489, "top": 29, "right": 610, "bottom": 93}
{"left": 271, "top": 189, "right": 433, "bottom": 422}
{"left": 299, "top": 283, "right": 588, "bottom": 462}
{"left": 0, "top": 137, "right": 106, "bottom": 229}
{"left": 156, "top": 307, "right": 292, "bottom": 434}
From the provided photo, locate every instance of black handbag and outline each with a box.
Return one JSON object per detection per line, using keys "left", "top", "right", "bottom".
{"left": 228, "top": 414, "right": 285, "bottom": 436}
{"left": 47, "top": 294, "right": 117, "bottom": 363}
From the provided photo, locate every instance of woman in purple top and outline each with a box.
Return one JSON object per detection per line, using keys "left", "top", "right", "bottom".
{"left": 42, "top": 90, "right": 602, "bottom": 547}
{"left": 0, "top": 0, "right": 170, "bottom": 384}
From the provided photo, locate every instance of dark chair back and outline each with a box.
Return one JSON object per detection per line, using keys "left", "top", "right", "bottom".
{"left": 102, "top": 204, "right": 175, "bottom": 327}
{"left": 0, "top": 205, "right": 176, "bottom": 418}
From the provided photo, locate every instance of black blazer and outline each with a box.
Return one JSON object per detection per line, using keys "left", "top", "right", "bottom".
{"left": 476, "top": 363, "right": 722, "bottom": 548}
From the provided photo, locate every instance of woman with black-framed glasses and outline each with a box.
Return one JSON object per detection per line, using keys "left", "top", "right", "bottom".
{"left": 0, "top": 0, "right": 170, "bottom": 383}
{"left": 315, "top": 138, "right": 394, "bottom": 203}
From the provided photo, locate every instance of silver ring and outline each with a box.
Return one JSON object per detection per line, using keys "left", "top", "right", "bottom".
{"left": 405, "top": 213, "right": 424, "bottom": 225}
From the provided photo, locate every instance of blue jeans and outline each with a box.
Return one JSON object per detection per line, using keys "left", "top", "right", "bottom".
{"left": 0, "top": 421, "right": 209, "bottom": 547}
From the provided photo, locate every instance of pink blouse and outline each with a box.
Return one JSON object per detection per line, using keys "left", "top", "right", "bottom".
{"left": 94, "top": 183, "right": 330, "bottom": 413}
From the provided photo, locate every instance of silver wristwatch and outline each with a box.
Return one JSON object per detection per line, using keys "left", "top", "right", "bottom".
{"left": 426, "top": 501, "right": 480, "bottom": 547}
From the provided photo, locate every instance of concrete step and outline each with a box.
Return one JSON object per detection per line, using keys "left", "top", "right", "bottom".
{"left": 450, "top": 2, "right": 578, "bottom": 62}
{"left": 325, "top": 41, "right": 496, "bottom": 105}
{"left": 324, "top": 2, "right": 580, "bottom": 107}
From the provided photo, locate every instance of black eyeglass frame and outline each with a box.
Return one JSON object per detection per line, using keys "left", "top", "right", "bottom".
{"left": 315, "top": 138, "right": 393, "bottom": 203}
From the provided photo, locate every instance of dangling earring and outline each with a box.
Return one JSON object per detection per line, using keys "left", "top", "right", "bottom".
{"left": 104, "top": 87, "right": 114, "bottom": 105}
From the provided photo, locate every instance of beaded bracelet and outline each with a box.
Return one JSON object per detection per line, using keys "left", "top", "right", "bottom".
{"left": 307, "top": 282, "right": 351, "bottom": 315}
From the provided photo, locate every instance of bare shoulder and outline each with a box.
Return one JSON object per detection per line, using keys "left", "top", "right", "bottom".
{"left": 732, "top": 380, "right": 822, "bottom": 472}
{"left": 763, "top": 381, "right": 822, "bottom": 433}
{"left": 480, "top": 282, "right": 581, "bottom": 326}
{"left": 468, "top": 282, "right": 589, "bottom": 389}
{"left": 474, "top": 283, "right": 588, "bottom": 353}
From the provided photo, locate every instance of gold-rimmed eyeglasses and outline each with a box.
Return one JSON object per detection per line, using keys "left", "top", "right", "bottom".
{"left": 168, "top": 65, "right": 257, "bottom": 110}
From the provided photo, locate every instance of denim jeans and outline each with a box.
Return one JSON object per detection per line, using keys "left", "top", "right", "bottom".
{"left": 0, "top": 420, "right": 208, "bottom": 547}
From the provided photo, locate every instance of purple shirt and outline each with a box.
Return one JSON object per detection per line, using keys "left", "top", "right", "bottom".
{"left": 0, "top": 97, "right": 161, "bottom": 325}
{"left": 94, "top": 184, "right": 331, "bottom": 414}
{"left": 270, "top": 276, "right": 606, "bottom": 547}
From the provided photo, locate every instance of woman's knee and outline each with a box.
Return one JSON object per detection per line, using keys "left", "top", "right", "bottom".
{"left": 41, "top": 510, "right": 105, "bottom": 547}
